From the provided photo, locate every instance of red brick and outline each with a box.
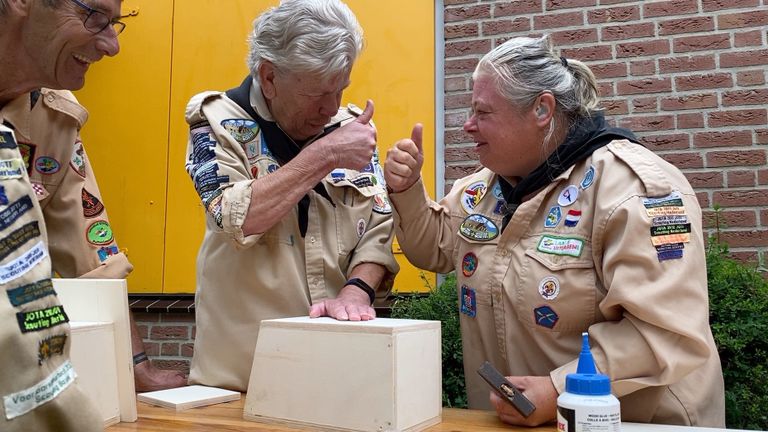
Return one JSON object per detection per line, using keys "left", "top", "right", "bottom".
{"left": 150, "top": 325, "right": 190, "bottom": 340}
{"left": 720, "top": 50, "right": 768, "bottom": 68}
{"left": 590, "top": 62, "right": 627, "bottom": 79}
{"left": 661, "top": 152, "right": 704, "bottom": 169}
{"left": 601, "top": 23, "right": 654, "bottom": 41}
{"left": 707, "top": 150, "right": 767, "bottom": 167}
{"left": 702, "top": 210, "right": 757, "bottom": 228}
{"left": 137, "top": 324, "right": 149, "bottom": 339}
{"left": 708, "top": 109, "right": 768, "bottom": 127}
{"left": 534, "top": 11, "right": 584, "bottom": 29}
{"left": 722, "top": 89, "right": 768, "bottom": 107}
{"left": 161, "top": 342, "right": 180, "bottom": 357}
{"left": 685, "top": 171, "right": 723, "bottom": 188}
{"left": 444, "top": 0, "right": 477, "bottom": 4}
{"left": 483, "top": 18, "right": 530, "bottom": 35}
{"left": 445, "top": 128, "right": 473, "bottom": 145}
{"left": 446, "top": 164, "right": 481, "bottom": 179}
{"left": 445, "top": 93, "right": 472, "bottom": 110}
{"left": 630, "top": 60, "right": 656, "bottom": 76}
{"left": 659, "top": 55, "right": 716, "bottom": 73}
{"left": 445, "top": 23, "right": 479, "bottom": 39}
{"left": 734, "top": 30, "right": 764, "bottom": 48}
{"left": 494, "top": 0, "right": 541, "bottom": 16}
{"left": 616, "top": 40, "right": 670, "bottom": 58}
{"left": 763, "top": 209, "right": 768, "bottom": 225}
{"left": 643, "top": 0, "right": 698, "bottom": 18}
{"left": 677, "top": 113, "right": 704, "bottom": 129}
{"left": 445, "top": 5, "right": 491, "bottom": 23}
{"left": 717, "top": 230, "right": 768, "bottom": 247}
{"left": 658, "top": 17, "right": 715, "bottom": 36}
{"left": 445, "top": 39, "right": 492, "bottom": 57}
{"left": 736, "top": 70, "right": 766, "bottom": 87}
{"left": 727, "top": 251, "right": 761, "bottom": 266}
{"left": 661, "top": 93, "right": 718, "bottom": 111}
{"left": 696, "top": 191, "right": 710, "bottom": 208}
{"left": 673, "top": 34, "right": 731, "bottom": 53}
{"left": 587, "top": 6, "right": 639, "bottom": 23}
{"left": 718, "top": 10, "right": 768, "bottom": 29}
{"left": 727, "top": 170, "right": 757, "bottom": 187}
{"left": 561, "top": 45, "right": 613, "bottom": 61}
{"left": 445, "top": 112, "right": 468, "bottom": 128}
{"left": 445, "top": 77, "right": 468, "bottom": 92}
{"left": 618, "top": 114, "right": 674, "bottom": 132}
{"left": 445, "top": 145, "right": 479, "bottom": 162}
{"left": 181, "top": 343, "right": 194, "bottom": 358}
{"left": 617, "top": 77, "right": 672, "bottom": 95}
{"left": 641, "top": 133, "right": 689, "bottom": 151}
{"left": 601, "top": 99, "right": 629, "bottom": 115}
{"left": 551, "top": 29, "right": 598, "bottom": 45}
{"left": 160, "top": 313, "right": 195, "bottom": 323}
{"left": 714, "top": 190, "right": 768, "bottom": 207}
{"left": 758, "top": 129, "right": 768, "bottom": 145}
{"left": 674, "top": 73, "right": 733, "bottom": 91}
{"left": 693, "top": 131, "right": 754, "bottom": 148}
{"left": 152, "top": 360, "right": 190, "bottom": 373}
{"left": 701, "top": 0, "right": 759, "bottom": 10}
{"left": 597, "top": 82, "right": 615, "bottom": 97}
{"left": 445, "top": 58, "right": 479, "bottom": 75}
{"left": 143, "top": 342, "right": 160, "bottom": 357}
{"left": 632, "top": 97, "right": 658, "bottom": 113}
{"left": 760, "top": 169, "right": 768, "bottom": 185}
{"left": 546, "top": 0, "right": 596, "bottom": 10}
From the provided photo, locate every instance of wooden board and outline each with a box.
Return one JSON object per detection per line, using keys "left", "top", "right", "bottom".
{"left": 137, "top": 385, "right": 240, "bottom": 411}
{"left": 70, "top": 321, "right": 121, "bottom": 427}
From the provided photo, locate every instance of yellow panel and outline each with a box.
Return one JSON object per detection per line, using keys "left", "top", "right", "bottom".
{"left": 74, "top": 0, "right": 173, "bottom": 293}
{"left": 164, "top": 0, "right": 436, "bottom": 294}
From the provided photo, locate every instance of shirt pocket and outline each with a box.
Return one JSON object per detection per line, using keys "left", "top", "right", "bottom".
{"left": 515, "top": 241, "right": 597, "bottom": 332}
{"left": 455, "top": 237, "right": 498, "bottom": 307}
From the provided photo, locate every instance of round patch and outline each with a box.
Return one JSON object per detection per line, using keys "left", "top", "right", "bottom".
{"left": 356, "top": 218, "right": 366, "bottom": 238}
{"left": 372, "top": 193, "right": 392, "bottom": 214}
{"left": 82, "top": 188, "right": 105, "bottom": 218}
{"left": 459, "top": 214, "right": 499, "bottom": 242}
{"left": 34, "top": 156, "right": 60, "bottom": 175}
{"left": 538, "top": 276, "right": 560, "bottom": 300}
{"left": 220, "top": 119, "right": 259, "bottom": 144}
{"left": 86, "top": 220, "right": 113, "bottom": 245}
{"left": 461, "top": 181, "right": 487, "bottom": 213}
{"left": 461, "top": 252, "right": 478, "bottom": 277}
{"left": 557, "top": 185, "right": 579, "bottom": 207}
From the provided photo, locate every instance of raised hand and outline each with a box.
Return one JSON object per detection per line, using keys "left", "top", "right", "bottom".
{"left": 319, "top": 99, "right": 377, "bottom": 171}
{"left": 384, "top": 123, "right": 423, "bottom": 193}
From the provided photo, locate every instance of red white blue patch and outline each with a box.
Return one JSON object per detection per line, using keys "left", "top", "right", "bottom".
{"left": 460, "top": 285, "right": 477, "bottom": 317}
{"left": 461, "top": 252, "right": 478, "bottom": 277}
{"left": 564, "top": 209, "right": 581, "bottom": 227}
{"left": 97, "top": 245, "right": 119, "bottom": 262}
{"left": 534, "top": 305, "right": 559, "bottom": 329}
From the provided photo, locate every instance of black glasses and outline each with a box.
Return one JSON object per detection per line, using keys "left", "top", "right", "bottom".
{"left": 68, "top": 0, "right": 126, "bottom": 35}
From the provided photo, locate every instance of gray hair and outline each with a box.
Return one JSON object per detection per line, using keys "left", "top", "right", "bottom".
{"left": 474, "top": 35, "right": 600, "bottom": 121}
{"left": 246, "top": 0, "right": 364, "bottom": 80}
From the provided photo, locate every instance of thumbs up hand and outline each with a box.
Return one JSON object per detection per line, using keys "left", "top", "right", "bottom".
{"left": 318, "top": 100, "right": 377, "bottom": 171}
{"left": 384, "top": 123, "right": 424, "bottom": 193}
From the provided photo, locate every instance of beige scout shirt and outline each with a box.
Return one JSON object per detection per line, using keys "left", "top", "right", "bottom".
{"left": 390, "top": 140, "right": 724, "bottom": 426}
{"left": 184, "top": 78, "right": 399, "bottom": 391}
{"left": 0, "top": 89, "right": 132, "bottom": 279}
{"left": 0, "top": 124, "right": 102, "bottom": 431}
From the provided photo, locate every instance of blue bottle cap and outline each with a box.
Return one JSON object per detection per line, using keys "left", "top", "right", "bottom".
{"left": 565, "top": 332, "right": 611, "bottom": 396}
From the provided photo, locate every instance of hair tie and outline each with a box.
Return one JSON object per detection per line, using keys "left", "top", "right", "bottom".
{"left": 560, "top": 56, "right": 568, "bottom": 67}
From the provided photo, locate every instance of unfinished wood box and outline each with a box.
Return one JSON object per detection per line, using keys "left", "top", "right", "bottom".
{"left": 244, "top": 317, "right": 442, "bottom": 432}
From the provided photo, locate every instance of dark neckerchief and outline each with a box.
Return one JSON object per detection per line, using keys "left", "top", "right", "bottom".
{"left": 500, "top": 112, "right": 639, "bottom": 231}
{"left": 226, "top": 76, "right": 335, "bottom": 238}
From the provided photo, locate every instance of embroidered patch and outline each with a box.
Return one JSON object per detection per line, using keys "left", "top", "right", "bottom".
{"left": 0, "top": 130, "right": 17, "bottom": 149}
{"left": 643, "top": 191, "right": 683, "bottom": 209}
{"left": 650, "top": 223, "right": 691, "bottom": 237}
{"left": 6, "top": 278, "right": 55, "bottom": 307}
{"left": 0, "top": 158, "right": 25, "bottom": 180}
{"left": 460, "top": 285, "right": 476, "bottom": 317}
{"left": 17, "top": 304, "right": 69, "bottom": 333}
{"left": 461, "top": 181, "right": 487, "bottom": 213}
{"left": 220, "top": 119, "right": 259, "bottom": 144}
{"left": 658, "top": 249, "right": 683, "bottom": 261}
{"left": 38, "top": 334, "right": 67, "bottom": 365}
{"left": 0, "top": 221, "right": 41, "bottom": 262}
{"left": 356, "top": 218, "right": 366, "bottom": 238}
{"left": 492, "top": 181, "right": 503, "bottom": 200}
{"left": 537, "top": 235, "right": 584, "bottom": 257}
{"left": 330, "top": 169, "right": 346, "bottom": 182}
{"left": 580, "top": 165, "right": 596, "bottom": 189}
{"left": 493, "top": 200, "right": 505, "bottom": 215}
{"left": 651, "top": 233, "right": 690, "bottom": 246}
{"left": 267, "top": 163, "right": 278, "bottom": 174}
{"left": 69, "top": 140, "right": 85, "bottom": 177}
{"left": 564, "top": 209, "right": 582, "bottom": 227}
{"left": 461, "top": 252, "right": 478, "bottom": 277}
{"left": 360, "top": 163, "right": 374, "bottom": 173}
{"left": 3, "top": 360, "right": 76, "bottom": 420}
{"left": 81, "top": 188, "right": 105, "bottom": 218}
{"left": 538, "top": 276, "right": 560, "bottom": 301}
{"left": 97, "top": 245, "right": 120, "bottom": 262}
{"left": 0, "top": 241, "right": 47, "bottom": 284}
{"left": 545, "top": 206, "right": 562, "bottom": 228}
{"left": 0, "top": 196, "right": 34, "bottom": 231}
{"left": 0, "top": 185, "right": 7, "bottom": 205}
{"left": 34, "top": 156, "right": 60, "bottom": 175}
{"left": 557, "top": 185, "right": 579, "bottom": 207}
{"left": 534, "top": 305, "right": 559, "bottom": 329}
{"left": 86, "top": 220, "right": 113, "bottom": 245}
{"left": 372, "top": 193, "right": 392, "bottom": 215}
{"left": 645, "top": 206, "right": 686, "bottom": 217}
{"left": 351, "top": 174, "right": 375, "bottom": 189}
{"left": 652, "top": 215, "right": 688, "bottom": 226}
{"left": 30, "top": 183, "right": 48, "bottom": 200}
{"left": 18, "top": 142, "right": 36, "bottom": 175}
{"left": 459, "top": 214, "right": 499, "bottom": 242}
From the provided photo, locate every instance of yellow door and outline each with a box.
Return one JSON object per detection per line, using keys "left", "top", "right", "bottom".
{"left": 77, "top": 0, "right": 436, "bottom": 294}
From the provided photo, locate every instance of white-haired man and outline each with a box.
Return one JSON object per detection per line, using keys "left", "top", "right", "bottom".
{"left": 185, "top": 0, "right": 399, "bottom": 391}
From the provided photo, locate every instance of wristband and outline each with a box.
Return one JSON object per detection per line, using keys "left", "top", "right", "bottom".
{"left": 345, "top": 277, "right": 375, "bottom": 305}
{"left": 133, "top": 352, "right": 149, "bottom": 366}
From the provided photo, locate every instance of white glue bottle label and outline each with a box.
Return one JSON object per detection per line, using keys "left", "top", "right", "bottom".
{"left": 556, "top": 332, "right": 621, "bottom": 432}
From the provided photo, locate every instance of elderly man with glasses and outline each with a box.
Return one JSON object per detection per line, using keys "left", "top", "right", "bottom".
{"left": 0, "top": 1, "right": 181, "bottom": 429}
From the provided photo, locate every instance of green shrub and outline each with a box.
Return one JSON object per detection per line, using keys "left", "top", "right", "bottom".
{"left": 707, "top": 240, "right": 768, "bottom": 430}
{"left": 390, "top": 272, "right": 467, "bottom": 408}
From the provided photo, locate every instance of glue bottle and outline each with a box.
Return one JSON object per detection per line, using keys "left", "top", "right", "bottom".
{"left": 556, "top": 332, "right": 621, "bottom": 432}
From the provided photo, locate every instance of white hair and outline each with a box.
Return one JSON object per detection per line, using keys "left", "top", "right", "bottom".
{"left": 246, "top": 0, "right": 364, "bottom": 80}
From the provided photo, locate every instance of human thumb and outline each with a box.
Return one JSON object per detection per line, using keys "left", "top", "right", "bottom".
{"left": 356, "top": 99, "right": 374, "bottom": 124}
{"left": 411, "top": 123, "right": 424, "bottom": 155}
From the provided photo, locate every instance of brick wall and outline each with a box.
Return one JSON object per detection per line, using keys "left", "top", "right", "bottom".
{"left": 134, "top": 311, "right": 195, "bottom": 374}
{"left": 444, "top": 0, "right": 768, "bottom": 266}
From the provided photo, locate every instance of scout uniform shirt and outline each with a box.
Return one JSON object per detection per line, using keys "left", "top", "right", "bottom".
{"left": 0, "top": 124, "right": 102, "bottom": 431}
{"left": 390, "top": 140, "right": 725, "bottom": 426}
{"left": 0, "top": 89, "right": 132, "bottom": 279}
{"left": 184, "top": 77, "right": 399, "bottom": 391}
